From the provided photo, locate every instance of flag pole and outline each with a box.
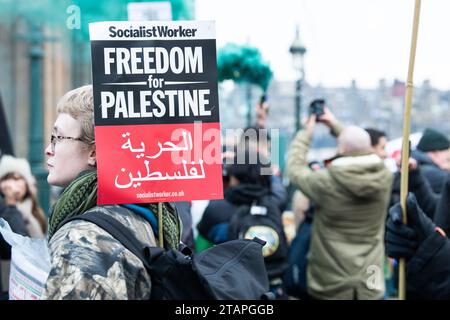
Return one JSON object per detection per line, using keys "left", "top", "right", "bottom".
{"left": 399, "top": 0, "right": 421, "bottom": 300}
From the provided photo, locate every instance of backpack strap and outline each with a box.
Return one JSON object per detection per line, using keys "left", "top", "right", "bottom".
{"left": 64, "top": 211, "right": 164, "bottom": 270}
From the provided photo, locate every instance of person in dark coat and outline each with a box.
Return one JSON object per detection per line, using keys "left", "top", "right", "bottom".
{"left": 196, "top": 151, "right": 288, "bottom": 298}
{"left": 434, "top": 178, "right": 450, "bottom": 236}
{"left": 410, "top": 170, "right": 450, "bottom": 235}
{"left": 412, "top": 128, "right": 450, "bottom": 194}
{"left": 385, "top": 193, "right": 450, "bottom": 299}
{"left": 197, "top": 151, "right": 285, "bottom": 245}
{"left": 403, "top": 163, "right": 439, "bottom": 219}
{"left": 400, "top": 159, "right": 450, "bottom": 234}
{"left": 238, "top": 125, "right": 288, "bottom": 212}
{"left": 390, "top": 129, "right": 450, "bottom": 210}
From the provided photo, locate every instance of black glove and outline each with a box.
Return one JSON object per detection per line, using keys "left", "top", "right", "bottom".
{"left": 386, "top": 202, "right": 418, "bottom": 260}
{"left": 404, "top": 193, "right": 436, "bottom": 242}
{"left": 386, "top": 193, "right": 436, "bottom": 259}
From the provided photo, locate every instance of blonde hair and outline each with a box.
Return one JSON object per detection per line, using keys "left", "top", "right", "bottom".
{"left": 57, "top": 85, "right": 95, "bottom": 146}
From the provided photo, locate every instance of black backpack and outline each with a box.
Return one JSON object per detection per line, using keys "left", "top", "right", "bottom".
{"left": 66, "top": 211, "right": 272, "bottom": 300}
{"left": 227, "top": 199, "right": 288, "bottom": 280}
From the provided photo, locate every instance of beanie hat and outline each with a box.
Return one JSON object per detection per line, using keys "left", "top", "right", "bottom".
{"left": 0, "top": 155, "right": 34, "bottom": 187}
{"left": 417, "top": 128, "right": 450, "bottom": 152}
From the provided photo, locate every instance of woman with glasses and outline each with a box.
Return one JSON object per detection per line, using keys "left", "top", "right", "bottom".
{"left": 42, "top": 85, "right": 180, "bottom": 300}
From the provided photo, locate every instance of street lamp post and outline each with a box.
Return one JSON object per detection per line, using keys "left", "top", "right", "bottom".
{"left": 16, "top": 20, "right": 57, "bottom": 214}
{"left": 289, "top": 26, "right": 306, "bottom": 132}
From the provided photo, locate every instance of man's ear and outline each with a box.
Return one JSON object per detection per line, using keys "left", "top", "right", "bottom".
{"left": 88, "top": 148, "right": 96, "bottom": 167}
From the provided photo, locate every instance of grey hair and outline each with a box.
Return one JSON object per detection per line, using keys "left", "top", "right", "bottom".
{"left": 338, "top": 125, "right": 371, "bottom": 154}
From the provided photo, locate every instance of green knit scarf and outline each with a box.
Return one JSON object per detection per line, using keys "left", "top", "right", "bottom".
{"left": 147, "top": 202, "right": 181, "bottom": 250}
{"left": 48, "top": 170, "right": 98, "bottom": 239}
{"left": 47, "top": 171, "right": 181, "bottom": 250}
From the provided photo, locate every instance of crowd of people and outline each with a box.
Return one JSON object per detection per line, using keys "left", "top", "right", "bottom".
{"left": 1, "top": 84, "right": 450, "bottom": 300}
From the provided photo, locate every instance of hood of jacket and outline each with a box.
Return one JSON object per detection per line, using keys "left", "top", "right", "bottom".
{"left": 328, "top": 154, "right": 392, "bottom": 199}
{"left": 224, "top": 184, "right": 269, "bottom": 205}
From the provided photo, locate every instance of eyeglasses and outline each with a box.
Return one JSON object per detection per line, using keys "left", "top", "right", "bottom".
{"left": 50, "top": 134, "right": 84, "bottom": 153}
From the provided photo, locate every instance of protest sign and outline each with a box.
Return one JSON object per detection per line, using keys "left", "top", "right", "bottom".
{"left": 89, "top": 21, "right": 223, "bottom": 204}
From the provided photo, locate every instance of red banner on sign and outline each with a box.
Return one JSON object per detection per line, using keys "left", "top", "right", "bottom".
{"left": 95, "top": 122, "right": 223, "bottom": 204}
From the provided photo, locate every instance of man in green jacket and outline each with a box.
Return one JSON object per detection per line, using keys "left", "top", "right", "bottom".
{"left": 287, "top": 108, "right": 392, "bottom": 300}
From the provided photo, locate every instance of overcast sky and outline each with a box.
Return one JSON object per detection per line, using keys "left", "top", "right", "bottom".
{"left": 196, "top": 0, "right": 450, "bottom": 90}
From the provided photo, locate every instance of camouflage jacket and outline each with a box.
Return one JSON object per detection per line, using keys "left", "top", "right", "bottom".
{"left": 42, "top": 205, "right": 156, "bottom": 300}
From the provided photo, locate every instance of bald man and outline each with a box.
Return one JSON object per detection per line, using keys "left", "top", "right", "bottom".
{"left": 287, "top": 108, "right": 392, "bottom": 300}
{"left": 337, "top": 125, "right": 372, "bottom": 154}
